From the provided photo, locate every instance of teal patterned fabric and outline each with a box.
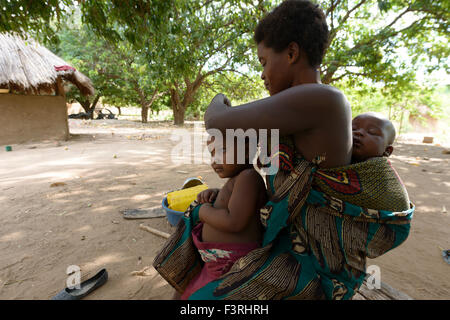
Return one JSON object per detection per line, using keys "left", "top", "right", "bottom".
{"left": 154, "top": 156, "right": 414, "bottom": 300}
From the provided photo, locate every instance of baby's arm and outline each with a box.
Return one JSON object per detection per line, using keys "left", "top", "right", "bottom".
{"left": 199, "top": 170, "right": 264, "bottom": 233}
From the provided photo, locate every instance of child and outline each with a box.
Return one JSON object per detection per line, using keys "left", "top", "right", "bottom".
{"left": 352, "top": 112, "right": 396, "bottom": 163}
{"left": 179, "top": 137, "right": 268, "bottom": 300}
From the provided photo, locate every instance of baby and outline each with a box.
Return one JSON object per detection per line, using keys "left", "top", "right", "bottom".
{"left": 179, "top": 136, "right": 268, "bottom": 300}
{"left": 352, "top": 112, "right": 396, "bottom": 163}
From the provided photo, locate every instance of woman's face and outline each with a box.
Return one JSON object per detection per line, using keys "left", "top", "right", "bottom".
{"left": 257, "top": 42, "right": 292, "bottom": 96}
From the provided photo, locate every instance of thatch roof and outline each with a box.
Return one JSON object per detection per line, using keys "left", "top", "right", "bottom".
{"left": 0, "top": 33, "right": 94, "bottom": 96}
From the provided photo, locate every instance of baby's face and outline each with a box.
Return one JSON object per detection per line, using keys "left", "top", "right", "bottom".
{"left": 352, "top": 114, "right": 390, "bottom": 162}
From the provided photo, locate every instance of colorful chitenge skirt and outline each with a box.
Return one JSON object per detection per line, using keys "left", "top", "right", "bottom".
{"left": 153, "top": 139, "right": 414, "bottom": 300}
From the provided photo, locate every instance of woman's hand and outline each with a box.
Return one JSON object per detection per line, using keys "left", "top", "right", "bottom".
{"left": 204, "top": 94, "right": 231, "bottom": 129}
{"left": 197, "top": 188, "right": 220, "bottom": 204}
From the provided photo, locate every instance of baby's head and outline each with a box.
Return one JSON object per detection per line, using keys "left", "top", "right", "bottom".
{"left": 352, "top": 112, "right": 396, "bottom": 163}
{"left": 207, "top": 136, "right": 253, "bottom": 179}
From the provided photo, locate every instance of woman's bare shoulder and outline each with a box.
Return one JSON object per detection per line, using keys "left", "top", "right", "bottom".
{"left": 290, "top": 84, "right": 347, "bottom": 104}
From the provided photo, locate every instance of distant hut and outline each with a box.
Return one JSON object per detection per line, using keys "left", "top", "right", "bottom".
{"left": 0, "top": 33, "right": 94, "bottom": 145}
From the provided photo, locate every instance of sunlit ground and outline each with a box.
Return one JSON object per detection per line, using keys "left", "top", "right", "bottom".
{"left": 0, "top": 119, "right": 448, "bottom": 300}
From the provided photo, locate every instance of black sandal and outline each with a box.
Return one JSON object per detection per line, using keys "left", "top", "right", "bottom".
{"left": 51, "top": 269, "right": 108, "bottom": 300}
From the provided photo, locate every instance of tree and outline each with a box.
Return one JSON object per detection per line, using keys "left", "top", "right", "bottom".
{"left": 55, "top": 26, "right": 123, "bottom": 118}
{"left": 79, "top": 0, "right": 269, "bottom": 125}
{"left": 2, "top": 0, "right": 448, "bottom": 124}
{"left": 0, "top": 0, "right": 73, "bottom": 44}
{"left": 155, "top": 1, "right": 269, "bottom": 125}
{"left": 1, "top": 0, "right": 270, "bottom": 125}
{"left": 315, "top": 0, "right": 449, "bottom": 125}
{"left": 56, "top": 23, "right": 165, "bottom": 122}
{"left": 186, "top": 71, "right": 267, "bottom": 120}
{"left": 319, "top": 0, "right": 449, "bottom": 87}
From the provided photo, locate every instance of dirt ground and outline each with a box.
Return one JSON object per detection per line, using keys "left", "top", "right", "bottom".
{"left": 0, "top": 119, "right": 449, "bottom": 300}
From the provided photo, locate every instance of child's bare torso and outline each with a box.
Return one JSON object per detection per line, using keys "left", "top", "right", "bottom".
{"left": 202, "top": 169, "right": 267, "bottom": 244}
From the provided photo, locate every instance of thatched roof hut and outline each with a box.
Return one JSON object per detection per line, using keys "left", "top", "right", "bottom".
{"left": 0, "top": 33, "right": 94, "bottom": 145}
{"left": 0, "top": 33, "right": 94, "bottom": 96}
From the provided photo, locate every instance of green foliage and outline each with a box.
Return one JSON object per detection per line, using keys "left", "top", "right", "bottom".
{"left": 59, "top": 1, "right": 270, "bottom": 124}
{"left": 336, "top": 78, "right": 448, "bottom": 137}
{"left": 0, "top": 0, "right": 74, "bottom": 44}
{"left": 56, "top": 26, "right": 122, "bottom": 104}
{"left": 1, "top": 0, "right": 448, "bottom": 124}
{"left": 186, "top": 72, "right": 266, "bottom": 119}
{"left": 319, "top": 0, "right": 449, "bottom": 87}
{"left": 55, "top": 22, "right": 166, "bottom": 121}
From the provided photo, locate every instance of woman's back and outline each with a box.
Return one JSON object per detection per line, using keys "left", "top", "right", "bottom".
{"left": 291, "top": 85, "right": 353, "bottom": 168}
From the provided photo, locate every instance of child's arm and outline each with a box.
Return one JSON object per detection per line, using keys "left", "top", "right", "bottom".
{"left": 197, "top": 188, "right": 220, "bottom": 204}
{"left": 199, "top": 170, "right": 264, "bottom": 233}
{"left": 205, "top": 84, "right": 348, "bottom": 136}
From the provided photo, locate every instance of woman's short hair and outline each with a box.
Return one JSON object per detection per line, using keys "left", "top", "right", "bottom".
{"left": 254, "top": 0, "right": 329, "bottom": 67}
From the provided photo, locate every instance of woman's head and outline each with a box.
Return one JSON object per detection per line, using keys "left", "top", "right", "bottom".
{"left": 255, "top": 0, "right": 329, "bottom": 67}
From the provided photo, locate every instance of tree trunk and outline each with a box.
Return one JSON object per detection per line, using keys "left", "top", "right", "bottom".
{"left": 79, "top": 100, "right": 91, "bottom": 114}
{"left": 170, "top": 86, "right": 183, "bottom": 126}
{"left": 169, "top": 78, "right": 200, "bottom": 126}
{"left": 173, "top": 107, "right": 186, "bottom": 126}
{"left": 89, "top": 95, "right": 101, "bottom": 119}
{"left": 141, "top": 105, "right": 149, "bottom": 123}
{"left": 134, "top": 83, "right": 161, "bottom": 123}
{"left": 398, "top": 108, "right": 405, "bottom": 137}
{"left": 170, "top": 85, "right": 189, "bottom": 126}
{"left": 78, "top": 94, "right": 101, "bottom": 119}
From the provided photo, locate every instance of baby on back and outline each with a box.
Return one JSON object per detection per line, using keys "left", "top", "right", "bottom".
{"left": 352, "top": 112, "right": 396, "bottom": 163}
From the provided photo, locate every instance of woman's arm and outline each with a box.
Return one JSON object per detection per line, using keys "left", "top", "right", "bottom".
{"left": 204, "top": 84, "right": 348, "bottom": 136}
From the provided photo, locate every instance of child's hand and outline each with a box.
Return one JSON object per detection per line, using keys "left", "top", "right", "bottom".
{"left": 197, "top": 188, "right": 219, "bottom": 204}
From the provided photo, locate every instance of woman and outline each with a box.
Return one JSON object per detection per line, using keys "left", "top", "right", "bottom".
{"left": 154, "top": 0, "right": 413, "bottom": 300}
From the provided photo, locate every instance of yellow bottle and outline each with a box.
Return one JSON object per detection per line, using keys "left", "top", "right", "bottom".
{"left": 167, "top": 184, "right": 208, "bottom": 212}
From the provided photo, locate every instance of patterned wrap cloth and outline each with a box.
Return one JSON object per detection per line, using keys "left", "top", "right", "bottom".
{"left": 153, "top": 137, "right": 414, "bottom": 300}
{"left": 180, "top": 222, "right": 260, "bottom": 300}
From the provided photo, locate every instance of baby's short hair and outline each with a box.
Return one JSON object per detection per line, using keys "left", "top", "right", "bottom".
{"left": 254, "top": 0, "right": 329, "bottom": 67}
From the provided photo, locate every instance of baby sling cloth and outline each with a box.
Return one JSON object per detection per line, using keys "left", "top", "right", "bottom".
{"left": 153, "top": 139, "right": 414, "bottom": 300}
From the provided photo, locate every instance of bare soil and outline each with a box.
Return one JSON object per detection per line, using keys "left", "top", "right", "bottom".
{"left": 0, "top": 119, "right": 448, "bottom": 299}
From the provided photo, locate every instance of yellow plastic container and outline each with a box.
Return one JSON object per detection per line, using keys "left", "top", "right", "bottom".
{"left": 167, "top": 184, "right": 208, "bottom": 212}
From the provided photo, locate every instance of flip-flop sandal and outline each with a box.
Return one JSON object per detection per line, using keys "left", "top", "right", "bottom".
{"left": 443, "top": 250, "right": 450, "bottom": 265}
{"left": 121, "top": 207, "right": 166, "bottom": 219}
{"left": 51, "top": 269, "right": 108, "bottom": 300}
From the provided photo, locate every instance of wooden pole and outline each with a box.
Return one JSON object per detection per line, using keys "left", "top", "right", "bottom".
{"left": 139, "top": 224, "right": 170, "bottom": 239}
{"left": 55, "top": 76, "right": 66, "bottom": 97}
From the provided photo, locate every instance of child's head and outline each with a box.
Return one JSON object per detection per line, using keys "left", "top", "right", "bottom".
{"left": 208, "top": 136, "right": 253, "bottom": 179}
{"left": 352, "top": 112, "right": 396, "bottom": 163}
{"left": 254, "top": 0, "right": 329, "bottom": 95}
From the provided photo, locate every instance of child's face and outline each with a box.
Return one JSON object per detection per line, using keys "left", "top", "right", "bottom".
{"left": 352, "top": 114, "right": 392, "bottom": 162}
{"left": 208, "top": 138, "right": 249, "bottom": 179}
{"left": 257, "top": 42, "right": 292, "bottom": 96}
